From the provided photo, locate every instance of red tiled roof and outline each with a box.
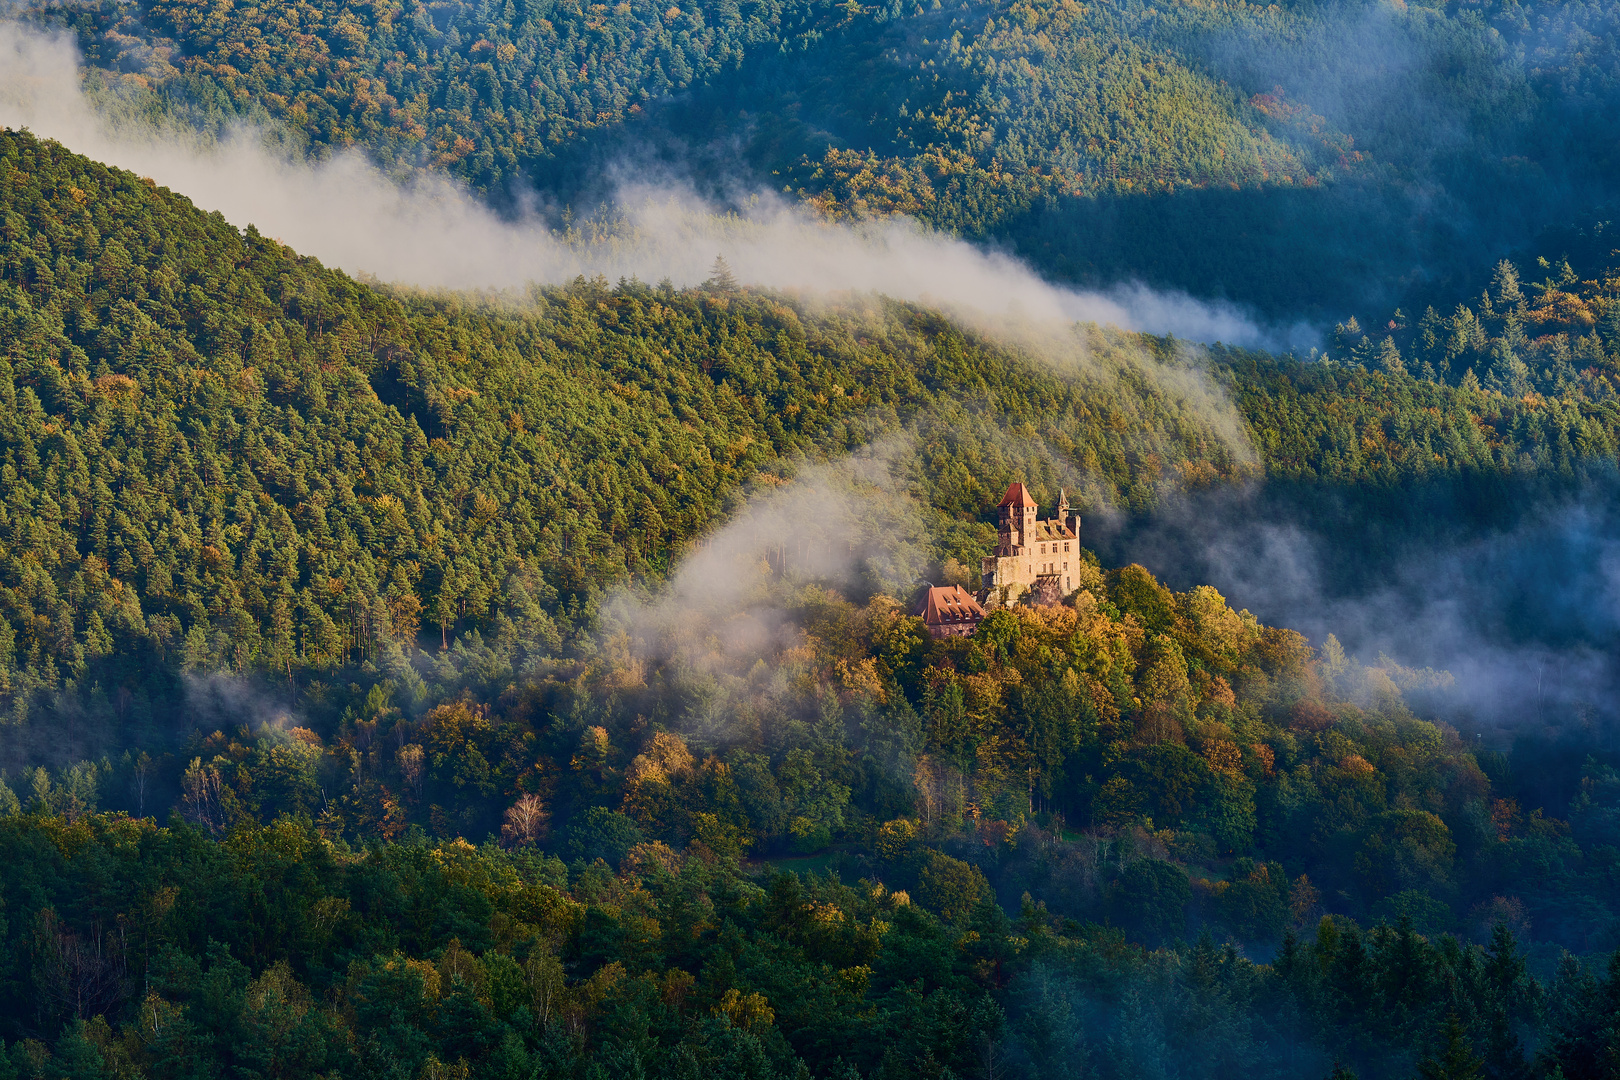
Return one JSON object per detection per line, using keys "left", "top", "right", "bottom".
{"left": 997, "top": 482, "right": 1036, "bottom": 508}
{"left": 917, "top": 585, "right": 986, "bottom": 625}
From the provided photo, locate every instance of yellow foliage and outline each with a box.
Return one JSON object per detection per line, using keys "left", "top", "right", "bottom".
{"left": 715, "top": 987, "right": 774, "bottom": 1029}
{"left": 874, "top": 817, "right": 919, "bottom": 861}
{"left": 1203, "top": 741, "right": 1242, "bottom": 776}
{"left": 1340, "top": 754, "right": 1376, "bottom": 777}
{"left": 625, "top": 731, "right": 694, "bottom": 786}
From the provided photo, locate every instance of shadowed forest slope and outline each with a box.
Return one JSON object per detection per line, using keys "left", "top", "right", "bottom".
{"left": 14, "top": 0, "right": 1620, "bottom": 314}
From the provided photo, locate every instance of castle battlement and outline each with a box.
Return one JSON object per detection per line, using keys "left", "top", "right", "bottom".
{"left": 980, "top": 482, "right": 1080, "bottom": 606}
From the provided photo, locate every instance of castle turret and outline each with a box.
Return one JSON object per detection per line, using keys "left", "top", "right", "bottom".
{"left": 1059, "top": 487, "right": 1081, "bottom": 543}
{"left": 984, "top": 480, "right": 1080, "bottom": 606}
{"left": 996, "top": 482, "right": 1037, "bottom": 555}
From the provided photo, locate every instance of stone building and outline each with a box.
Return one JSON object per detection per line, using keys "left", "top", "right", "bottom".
{"left": 980, "top": 482, "right": 1081, "bottom": 606}
{"left": 916, "top": 584, "right": 986, "bottom": 638}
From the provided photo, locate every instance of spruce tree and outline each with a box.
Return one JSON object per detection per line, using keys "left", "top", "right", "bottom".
{"left": 705, "top": 255, "right": 739, "bottom": 292}
{"left": 1418, "top": 1014, "right": 1484, "bottom": 1080}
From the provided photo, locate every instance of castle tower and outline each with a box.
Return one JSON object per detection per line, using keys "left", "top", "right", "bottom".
{"left": 1059, "top": 487, "right": 1081, "bottom": 544}
{"left": 996, "top": 482, "right": 1037, "bottom": 555}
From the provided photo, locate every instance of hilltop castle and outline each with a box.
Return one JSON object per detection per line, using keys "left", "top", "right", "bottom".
{"left": 980, "top": 482, "right": 1081, "bottom": 606}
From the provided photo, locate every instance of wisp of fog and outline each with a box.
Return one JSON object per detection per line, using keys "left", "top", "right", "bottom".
{"left": 599, "top": 443, "right": 930, "bottom": 672}
{"left": 1091, "top": 480, "right": 1620, "bottom": 742}
{"left": 0, "top": 20, "right": 1305, "bottom": 352}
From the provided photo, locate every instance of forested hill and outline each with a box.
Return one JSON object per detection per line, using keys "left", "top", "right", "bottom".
{"left": 18, "top": 0, "right": 1620, "bottom": 314}
{"left": 3, "top": 126, "right": 1620, "bottom": 742}
{"left": 7, "top": 130, "right": 1620, "bottom": 1080}
{"left": 0, "top": 126, "right": 1251, "bottom": 736}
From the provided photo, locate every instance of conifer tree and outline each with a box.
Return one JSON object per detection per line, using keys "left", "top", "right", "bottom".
{"left": 705, "top": 255, "right": 739, "bottom": 292}
{"left": 1418, "top": 1014, "right": 1484, "bottom": 1080}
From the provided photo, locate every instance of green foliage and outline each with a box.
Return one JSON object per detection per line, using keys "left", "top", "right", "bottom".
{"left": 42, "top": 0, "right": 835, "bottom": 194}
{"left": 0, "top": 127, "right": 1264, "bottom": 727}
{"left": 0, "top": 809, "right": 1609, "bottom": 1079}
{"left": 564, "top": 806, "right": 645, "bottom": 866}
{"left": 22, "top": 0, "right": 1620, "bottom": 313}
{"left": 1104, "top": 857, "right": 1190, "bottom": 945}
{"left": 911, "top": 848, "right": 988, "bottom": 923}
{"left": 5, "top": 126, "right": 1620, "bottom": 1080}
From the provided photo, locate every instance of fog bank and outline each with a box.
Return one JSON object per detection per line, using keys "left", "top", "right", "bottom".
{"left": 0, "top": 21, "right": 1309, "bottom": 353}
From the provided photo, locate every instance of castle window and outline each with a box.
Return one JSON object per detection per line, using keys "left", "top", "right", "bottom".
{"left": 1064, "top": 543, "right": 1070, "bottom": 552}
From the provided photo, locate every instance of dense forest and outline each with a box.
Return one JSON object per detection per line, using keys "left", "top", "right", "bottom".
{"left": 5, "top": 127, "right": 1620, "bottom": 748}
{"left": 10, "top": 0, "right": 1620, "bottom": 314}
{"left": 1, "top": 129, "right": 1620, "bottom": 1077}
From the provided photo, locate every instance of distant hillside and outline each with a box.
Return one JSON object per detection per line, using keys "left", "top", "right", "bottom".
{"left": 0, "top": 126, "right": 1250, "bottom": 735}
{"left": 19, "top": 0, "right": 1620, "bottom": 314}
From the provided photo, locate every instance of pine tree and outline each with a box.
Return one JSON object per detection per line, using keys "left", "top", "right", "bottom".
{"left": 1377, "top": 336, "right": 1407, "bottom": 376}
{"left": 1105, "top": 988, "right": 1171, "bottom": 1080}
{"left": 1482, "top": 1003, "right": 1532, "bottom": 1080}
{"left": 1418, "top": 1014, "right": 1484, "bottom": 1080}
{"left": 1484, "top": 923, "right": 1534, "bottom": 1021}
{"left": 705, "top": 255, "right": 739, "bottom": 292}
{"left": 1600, "top": 299, "right": 1620, "bottom": 354}
{"left": 1492, "top": 260, "right": 1526, "bottom": 318}
{"left": 1333, "top": 316, "right": 1364, "bottom": 358}
{"left": 1419, "top": 305, "right": 1444, "bottom": 362}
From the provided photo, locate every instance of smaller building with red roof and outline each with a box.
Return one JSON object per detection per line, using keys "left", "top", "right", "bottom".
{"left": 916, "top": 584, "right": 986, "bottom": 639}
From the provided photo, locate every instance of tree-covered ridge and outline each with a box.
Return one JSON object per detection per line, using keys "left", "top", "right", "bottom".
{"left": 23, "top": 0, "right": 1620, "bottom": 315}
{"left": 7, "top": 126, "right": 1620, "bottom": 732}
{"left": 1214, "top": 348, "right": 1620, "bottom": 486}
{"left": 54, "top": 0, "right": 840, "bottom": 192}
{"left": 1, "top": 563, "right": 1618, "bottom": 1078}
{"left": 0, "top": 126, "right": 1263, "bottom": 723}
{"left": 47, "top": 0, "right": 1617, "bottom": 201}
{"left": 31, "top": 0, "right": 1326, "bottom": 198}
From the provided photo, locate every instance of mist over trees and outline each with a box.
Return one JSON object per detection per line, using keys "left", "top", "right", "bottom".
{"left": 15, "top": 0, "right": 1620, "bottom": 315}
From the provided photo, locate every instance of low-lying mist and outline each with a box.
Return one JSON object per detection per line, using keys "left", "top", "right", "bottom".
{"left": 601, "top": 446, "right": 929, "bottom": 664}
{"left": 1092, "top": 474, "right": 1620, "bottom": 754}
{"left": 6, "top": 17, "right": 1616, "bottom": 767}
{"left": 645, "top": 442, "right": 1620, "bottom": 761}
{"left": 0, "top": 21, "right": 1310, "bottom": 353}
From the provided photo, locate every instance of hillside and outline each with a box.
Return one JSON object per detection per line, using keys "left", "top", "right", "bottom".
{"left": 1, "top": 0, "right": 1620, "bottom": 1062}
{"left": 17, "top": 0, "right": 1620, "bottom": 314}
{"left": 4, "top": 127, "right": 1620, "bottom": 741}
{"left": 0, "top": 127, "right": 1253, "bottom": 734}
{"left": 4, "top": 130, "right": 1620, "bottom": 1079}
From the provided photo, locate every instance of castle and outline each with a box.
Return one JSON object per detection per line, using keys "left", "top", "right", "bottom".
{"left": 980, "top": 482, "right": 1081, "bottom": 606}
